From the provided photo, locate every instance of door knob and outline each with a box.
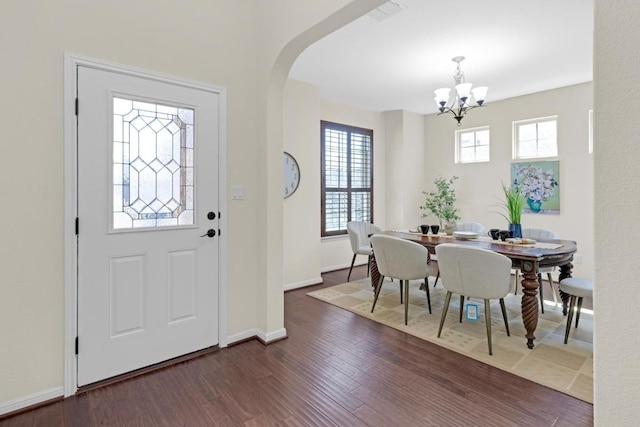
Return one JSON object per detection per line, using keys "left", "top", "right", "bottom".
{"left": 201, "top": 229, "right": 216, "bottom": 238}
{"left": 207, "top": 212, "right": 216, "bottom": 220}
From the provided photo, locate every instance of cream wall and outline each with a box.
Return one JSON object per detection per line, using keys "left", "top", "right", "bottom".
{"left": 283, "top": 79, "right": 322, "bottom": 289}
{"left": 384, "top": 110, "right": 428, "bottom": 230}
{"left": 424, "top": 83, "right": 594, "bottom": 280}
{"left": 0, "top": 0, "right": 386, "bottom": 412}
{"left": 593, "top": 0, "right": 640, "bottom": 423}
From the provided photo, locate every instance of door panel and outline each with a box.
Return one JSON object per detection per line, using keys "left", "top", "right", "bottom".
{"left": 109, "top": 254, "right": 147, "bottom": 337}
{"left": 168, "top": 250, "right": 197, "bottom": 323}
{"left": 77, "top": 66, "right": 219, "bottom": 386}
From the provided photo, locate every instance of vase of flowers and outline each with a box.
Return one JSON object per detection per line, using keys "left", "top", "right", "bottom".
{"left": 526, "top": 198, "right": 542, "bottom": 213}
{"left": 420, "top": 176, "right": 460, "bottom": 234}
{"left": 500, "top": 182, "right": 524, "bottom": 238}
{"left": 513, "top": 164, "right": 558, "bottom": 214}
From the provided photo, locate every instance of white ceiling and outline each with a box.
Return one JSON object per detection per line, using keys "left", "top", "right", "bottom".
{"left": 289, "top": 0, "right": 593, "bottom": 115}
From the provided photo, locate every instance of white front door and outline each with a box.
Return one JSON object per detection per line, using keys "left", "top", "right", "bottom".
{"left": 77, "top": 65, "right": 220, "bottom": 386}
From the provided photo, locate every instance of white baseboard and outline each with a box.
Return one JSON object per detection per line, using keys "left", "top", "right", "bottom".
{"left": 259, "top": 327, "right": 288, "bottom": 343}
{"left": 0, "top": 386, "right": 64, "bottom": 417}
{"left": 284, "top": 276, "right": 323, "bottom": 291}
{"left": 227, "top": 329, "right": 260, "bottom": 344}
{"left": 227, "top": 327, "right": 288, "bottom": 345}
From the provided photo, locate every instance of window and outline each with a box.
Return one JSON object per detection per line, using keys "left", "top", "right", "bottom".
{"left": 112, "top": 97, "right": 194, "bottom": 230}
{"left": 513, "top": 116, "right": 558, "bottom": 159}
{"left": 321, "top": 121, "right": 373, "bottom": 237}
{"left": 455, "top": 126, "right": 490, "bottom": 163}
{"left": 588, "top": 109, "right": 593, "bottom": 154}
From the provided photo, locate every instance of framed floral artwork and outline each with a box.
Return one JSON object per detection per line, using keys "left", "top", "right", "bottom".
{"left": 510, "top": 160, "right": 560, "bottom": 214}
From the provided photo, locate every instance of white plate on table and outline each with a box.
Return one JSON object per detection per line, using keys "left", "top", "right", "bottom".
{"left": 453, "top": 231, "right": 479, "bottom": 240}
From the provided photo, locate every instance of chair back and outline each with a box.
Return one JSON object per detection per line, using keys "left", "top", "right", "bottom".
{"left": 435, "top": 243, "right": 511, "bottom": 299}
{"left": 370, "top": 235, "right": 430, "bottom": 281}
{"left": 347, "top": 221, "right": 381, "bottom": 254}
{"left": 455, "top": 222, "right": 486, "bottom": 234}
{"left": 522, "top": 228, "right": 558, "bottom": 240}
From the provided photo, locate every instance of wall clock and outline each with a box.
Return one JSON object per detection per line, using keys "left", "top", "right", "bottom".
{"left": 283, "top": 151, "right": 300, "bottom": 199}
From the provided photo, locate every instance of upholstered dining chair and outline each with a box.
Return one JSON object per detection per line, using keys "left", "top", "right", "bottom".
{"left": 513, "top": 228, "right": 560, "bottom": 313}
{"left": 455, "top": 222, "right": 486, "bottom": 234}
{"left": 346, "top": 221, "right": 382, "bottom": 282}
{"left": 558, "top": 277, "right": 593, "bottom": 344}
{"left": 432, "top": 221, "right": 486, "bottom": 288}
{"left": 435, "top": 243, "right": 512, "bottom": 355}
{"left": 370, "top": 235, "right": 432, "bottom": 325}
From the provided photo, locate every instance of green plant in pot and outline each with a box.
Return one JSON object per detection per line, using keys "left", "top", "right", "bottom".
{"left": 420, "top": 176, "right": 460, "bottom": 234}
{"left": 499, "top": 182, "right": 524, "bottom": 238}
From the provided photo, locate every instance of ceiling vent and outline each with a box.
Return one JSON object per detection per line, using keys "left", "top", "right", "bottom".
{"left": 367, "top": 1, "right": 406, "bottom": 22}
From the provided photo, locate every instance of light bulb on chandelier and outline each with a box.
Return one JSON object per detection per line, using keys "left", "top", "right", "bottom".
{"left": 434, "top": 56, "right": 488, "bottom": 126}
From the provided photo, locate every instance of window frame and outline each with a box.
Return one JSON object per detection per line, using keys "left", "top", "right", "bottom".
{"left": 588, "top": 109, "right": 593, "bottom": 154}
{"left": 320, "top": 120, "right": 374, "bottom": 237}
{"left": 454, "top": 125, "right": 490, "bottom": 164}
{"left": 512, "top": 116, "right": 558, "bottom": 160}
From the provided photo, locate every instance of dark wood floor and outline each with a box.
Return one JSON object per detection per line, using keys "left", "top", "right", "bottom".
{"left": 2, "top": 265, "right": 593, "bottom": 426}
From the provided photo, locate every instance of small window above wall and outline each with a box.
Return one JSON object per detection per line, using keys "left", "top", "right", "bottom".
{"left": 455, "top": 126, "right": 490, "bottom": 163}
{"left": 512, "top": 116, "right": 558, "bottom": 159}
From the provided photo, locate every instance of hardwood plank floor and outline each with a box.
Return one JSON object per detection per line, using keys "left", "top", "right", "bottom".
{"left": 1, "top": 265, "right": 593, "bottom": 426}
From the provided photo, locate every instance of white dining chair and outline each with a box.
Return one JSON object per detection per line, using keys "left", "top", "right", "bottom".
{"left": 370, "top": 235, "right": 432, "bottom": 325}
{"left": 513, "top": 228, "right": 560, "bottom": 313}
{"left": 432, "top": 221, "right": 486, "bottom": 288}
{"left": 435, "top": 243, "right": 512, "bottom": 355}
{"left": 558, "top": 277, "right": 593, "bottom": 344}
{"left": 455, "top": 222, "right": 486, "bottom": 234}
{"left": 346, "top": 221, "right": 382, "bottom": 282}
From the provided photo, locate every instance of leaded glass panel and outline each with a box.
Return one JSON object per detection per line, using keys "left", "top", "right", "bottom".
{"left": 113, "top": 97, "right": 195, "bottom": 230}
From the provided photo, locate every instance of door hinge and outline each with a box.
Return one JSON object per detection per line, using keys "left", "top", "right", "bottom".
{"left": 75, "top": 217, "right": 79, "bottom": 235}
{"left": 75, "top": 98, "right": 79, "bottom": 116}
{"left": 75, "top": 336, "right": 79, "bottom": 355}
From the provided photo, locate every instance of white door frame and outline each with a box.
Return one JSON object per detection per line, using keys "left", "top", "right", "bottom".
{"left": 63, "top": 52, "right": 228, "bottom": 397}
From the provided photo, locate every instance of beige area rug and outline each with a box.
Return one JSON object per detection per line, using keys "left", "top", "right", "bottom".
{"left": 307, "top": 277, "right": 593, "bottom": 404}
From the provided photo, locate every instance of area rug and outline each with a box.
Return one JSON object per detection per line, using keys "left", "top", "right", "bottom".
{"left": 307, "top": 277, "right": 593, "bottom": 404}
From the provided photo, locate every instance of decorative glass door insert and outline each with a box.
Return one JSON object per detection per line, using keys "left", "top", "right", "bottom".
{"left": 112, "top": 97, "right": 194, "bottom": 229}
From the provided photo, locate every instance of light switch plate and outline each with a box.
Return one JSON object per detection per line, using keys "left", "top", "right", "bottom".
{"left": 230, "top": 185, "right": 244, "bottom": 200}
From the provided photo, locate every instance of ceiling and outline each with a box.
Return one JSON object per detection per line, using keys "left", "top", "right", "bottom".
{"left": 288, "top": 0, "right": 593, "bottom": 115}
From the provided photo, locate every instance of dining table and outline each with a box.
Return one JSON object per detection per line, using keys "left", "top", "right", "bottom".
{"left": 370, "top": 230, "right": 578, "bottom": 349}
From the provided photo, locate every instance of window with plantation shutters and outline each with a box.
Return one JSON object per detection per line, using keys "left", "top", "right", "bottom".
{"left": 321, "top": 121, "right": 373, "bottom": 237}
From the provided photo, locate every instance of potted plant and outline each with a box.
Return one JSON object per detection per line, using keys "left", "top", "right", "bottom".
{"left": 499, "top": 182, "right": 524, "bottom": 238}
{"left": 420, "top": 176, "right": 460, "bottom": 234}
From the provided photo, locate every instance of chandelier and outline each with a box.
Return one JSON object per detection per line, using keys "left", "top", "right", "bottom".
{"left": 434, "top": 56, "right": 488, "bottom": 126}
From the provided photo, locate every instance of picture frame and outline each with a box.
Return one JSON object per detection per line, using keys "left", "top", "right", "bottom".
{"left": 466, "top": 302, "right": 479, "bottom": 321}
{"left": 511, "top": 160, "right": 560, "bottom": 214}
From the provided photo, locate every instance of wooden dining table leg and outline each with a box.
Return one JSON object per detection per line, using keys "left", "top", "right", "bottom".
{"left": 520, "top": 260, "right": 541, "bottom": 349}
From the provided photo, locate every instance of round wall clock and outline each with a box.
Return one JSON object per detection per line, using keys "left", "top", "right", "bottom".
{"left": 283, "top": 151, "right": 300, "bottom": 199}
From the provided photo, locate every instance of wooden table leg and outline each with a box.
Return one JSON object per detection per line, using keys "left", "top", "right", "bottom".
{"left": 558, "top": 262, "right": 574, "bottom": 315}
{"left": 520, "top": 260, "right": 540, "bottom": 349}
